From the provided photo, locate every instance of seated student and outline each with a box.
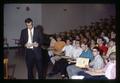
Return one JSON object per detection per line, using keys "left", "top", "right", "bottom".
{"left": 66, "top": 42, "right": 95, "bottom": 78}
{"left": 87, "top": 47, "right": 105, "bottom": 70}
{"left": 104, "top": 39, "right": 116, "bottom": 64}
{"left": 70, "top": 40, "right": 83, "bottom": 60}
{"left": 106, "top": 39, "right": 116, "bottom": 58}
{"left": 80, "top": 42, "right": 94, "bottom": 61}
{"left": 89, "top": 39, "right": 96, "bottom": 50}
{"left": 76, "top": 52, "right": 116, "bottom": 80}
{"left": 61, "top": 39, "right": 74, "bottom": 58}
{"left": 67, "top": 46, "right": 104, "bottom": 79}
{"left": 50, "top": 36, "right": 65, "bottom": 64}
{"left": 100, "top": 31, "right": 109, "bottom": 43}
{"left": 96, "top": 37, "right": 108, "bottom": 56}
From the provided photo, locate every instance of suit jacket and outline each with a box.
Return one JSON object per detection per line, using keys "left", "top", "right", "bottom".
{"left": 20, "top": 27, "right": 43, "bottom": 57}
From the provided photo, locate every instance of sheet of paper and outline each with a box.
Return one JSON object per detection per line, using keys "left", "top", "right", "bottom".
{"left": 75, "top": 57, "right": 89, "bottom": 68}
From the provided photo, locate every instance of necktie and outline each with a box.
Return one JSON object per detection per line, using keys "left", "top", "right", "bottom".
{"left": 30, "top": 29, "right": 33, "bottom": 43}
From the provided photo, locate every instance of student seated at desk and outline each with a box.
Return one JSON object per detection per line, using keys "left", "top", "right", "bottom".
{"left": 49, "top": 36, "right": 65, "bottom": 64}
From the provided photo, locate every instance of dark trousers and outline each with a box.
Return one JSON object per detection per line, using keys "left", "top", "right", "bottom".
{"left": 78, "top": 71, "right": 108, "bottom": 80}
{"left": 41, "top": 49, "right": 49, "bottom": 79}
{"left": 52, "top": 58, "right": 73, "bottom": 76}
{"left": 51, "top": 59, "right": 66, "bottom": 74}
{"left": 25, "top": 49, "right": 42, "bottom": 79}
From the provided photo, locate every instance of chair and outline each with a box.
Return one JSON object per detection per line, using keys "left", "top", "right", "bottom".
{"left": 4, "top": 58, "right": 8, "bottom": 79}
{"left": 4, "top": 58, "right": 16, "bottom": 79}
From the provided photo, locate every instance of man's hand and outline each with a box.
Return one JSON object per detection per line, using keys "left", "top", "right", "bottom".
{"left": 25, "top": 43, "right": 33, "bottom": 48}
{"left": 68, "top": 59, "right": 76, "bottom": 64}
{"left": 33, "top": 42, "right": 39, "bottom": 47}
{"left": 85, "top": 65, "right": 94, "bottom": 71}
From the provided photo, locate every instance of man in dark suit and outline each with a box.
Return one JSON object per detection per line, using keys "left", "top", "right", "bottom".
{"left": 20, "top": 18, "right": 43, "bottom": 79}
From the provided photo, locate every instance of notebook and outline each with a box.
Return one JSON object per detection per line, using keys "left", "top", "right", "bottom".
{"left": 75, "top": 57, "right": 89, "bottom": 68}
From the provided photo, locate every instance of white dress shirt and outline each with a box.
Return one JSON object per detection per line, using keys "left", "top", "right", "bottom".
{"left": 62, "top": 45, "right": 73, "bottom": 57}
{"left": 72, "top": 47, "right": 83, "bottom": 60}
{"left": 27, "top": 27, "right": 34, "bottom": 48}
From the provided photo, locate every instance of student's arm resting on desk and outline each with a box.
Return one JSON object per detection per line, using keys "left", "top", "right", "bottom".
{"left": 84, "top": 67, "right": 105, "bottom": 76}
{"left": 67, "top": 59, "right": 76, "bottom": 64}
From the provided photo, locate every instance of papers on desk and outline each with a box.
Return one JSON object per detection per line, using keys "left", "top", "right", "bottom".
{"left": 75, "top": 57, "right": 89, "bottom": 68}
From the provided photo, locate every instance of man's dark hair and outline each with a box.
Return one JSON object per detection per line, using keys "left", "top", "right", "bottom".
{"left": 92, "top": 46, "right": 103, "bottom": 55}
{"left": 98, "top": 37, "right": 106, "bottom": 44}
{"left": 93, "top": 46, "right": 100, "bottom": 52}
{"left": 25, "top": 18, "right": 33, "bottom": 23}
